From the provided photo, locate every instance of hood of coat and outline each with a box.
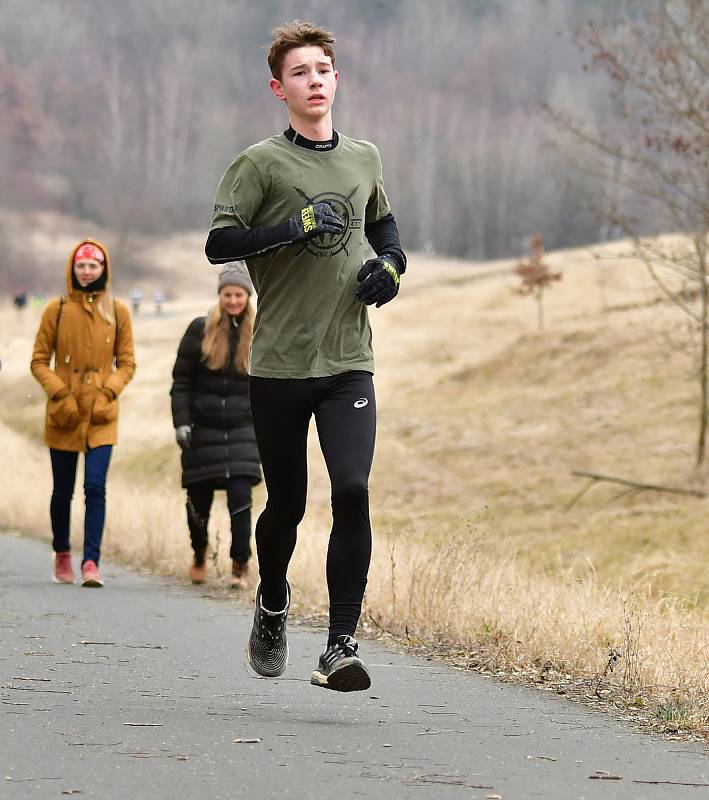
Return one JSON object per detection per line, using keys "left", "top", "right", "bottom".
{"left": 65, "top": 238, "right": 111, "bottom": 295}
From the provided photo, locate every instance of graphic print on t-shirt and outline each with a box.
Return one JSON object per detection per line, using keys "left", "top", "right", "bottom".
{"left": 293, "top": 185, "right": 362, "bottom": 258}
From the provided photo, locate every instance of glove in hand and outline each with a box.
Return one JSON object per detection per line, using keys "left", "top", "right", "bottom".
{"left": 289, "top": 202, "right": 345, "bottom": 242}
{"left": 175, "top": 425, "right": 192, "bottom": 451}
{"left": 355, "top": 257, "right": 401, "bottom": 307}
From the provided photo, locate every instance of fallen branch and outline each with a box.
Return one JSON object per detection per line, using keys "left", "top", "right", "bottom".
{"left": 367, "top": 611, "right": 396, "bottom": 637}
{"left": 633, "top": 780, "right": 709, "bottom": 787}
{"left": 568, "top": 470, "right": 705, "bottom": 510}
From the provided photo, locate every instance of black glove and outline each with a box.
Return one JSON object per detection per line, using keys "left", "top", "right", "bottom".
{"left": 175, "top": 425, "right": 192, "bottom": 451}
{"left": 288, "top": 202, "right": 345, "bottom": 242}
{"left": 355, "top": 256, "right": 401, "bottom": 307}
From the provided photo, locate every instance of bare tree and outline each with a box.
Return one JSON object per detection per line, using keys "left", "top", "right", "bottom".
{"left": 549, "top": 0, "right": 709, "bottom": 464}
{"left": 0, "top": 53, "right": 45, "bottom": 210}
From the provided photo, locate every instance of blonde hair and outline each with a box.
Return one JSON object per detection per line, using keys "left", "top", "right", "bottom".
{"left": 97, "top": 291, "right": 116, "bottom": 326}
{"left": 268, "top": 20, "right": 336, "bottom": 80}
{"left": 201, "top": 299, "right": 254, "bottom": 374}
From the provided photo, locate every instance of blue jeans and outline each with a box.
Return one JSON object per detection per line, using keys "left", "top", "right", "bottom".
{"left": 50, "top": 446, "right": 113, "bottom": 564}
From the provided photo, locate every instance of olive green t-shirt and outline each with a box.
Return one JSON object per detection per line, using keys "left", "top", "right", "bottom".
{"left": 210, "top": 133, "right": 391, "bottom": 378}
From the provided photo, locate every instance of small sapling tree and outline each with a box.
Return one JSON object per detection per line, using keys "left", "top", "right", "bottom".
{"left": 513, "top": 234, "right": 562, "bottom": 331}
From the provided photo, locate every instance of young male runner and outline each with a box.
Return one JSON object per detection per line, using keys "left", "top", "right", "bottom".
{"left": 205, "top": 21, "right": 406, "bottom": 692}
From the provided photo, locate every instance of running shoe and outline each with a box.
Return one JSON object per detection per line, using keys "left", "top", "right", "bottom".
{"left": 247, "top": 582, "right": 290, "bottom": 677}
{"left": 53, "top": 552, "right": 75, "bottom": 584}
{"left": 81, "top": 560, "right": 104, "bottom": 588}
{"left": 311, "top": 635, "right": 371, "bottom": 692}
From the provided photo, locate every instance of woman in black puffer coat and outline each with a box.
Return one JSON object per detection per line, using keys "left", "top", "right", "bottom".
{"left": 170, "top": 262, "right": 261, "bottom": 588}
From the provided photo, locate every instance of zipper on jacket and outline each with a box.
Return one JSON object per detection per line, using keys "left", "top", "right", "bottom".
{"left": 222, "top": 394, "right": 229, "bottom": 478}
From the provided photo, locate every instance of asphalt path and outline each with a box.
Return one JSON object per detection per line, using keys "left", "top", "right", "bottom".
{"left": 1, "top": 533, "right": 706, "bottom": 799}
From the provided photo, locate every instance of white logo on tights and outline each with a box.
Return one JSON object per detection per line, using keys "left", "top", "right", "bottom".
{"left": 353, "top": 398, "right": 368, "bottom": 409}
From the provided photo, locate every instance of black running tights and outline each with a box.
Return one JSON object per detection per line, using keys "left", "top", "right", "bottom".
{"left": 250, "top": 371, "right": 376, "bottom": 644}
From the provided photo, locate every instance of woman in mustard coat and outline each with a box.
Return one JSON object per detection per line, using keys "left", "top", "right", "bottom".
{"left": 30, "top": 239, "right": 136, "bottom": 587}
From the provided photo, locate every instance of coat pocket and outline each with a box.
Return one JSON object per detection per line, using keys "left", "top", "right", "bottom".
{"left": 91, "top": 392, "right": 118, "bottom": 425}
{"left": 48, "top": 394, "right": 80, "bottom": 430}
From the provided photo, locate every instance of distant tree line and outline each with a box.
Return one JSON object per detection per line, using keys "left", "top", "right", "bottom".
{"left": 1, "top": 0, "right": 649, "bottom": 269}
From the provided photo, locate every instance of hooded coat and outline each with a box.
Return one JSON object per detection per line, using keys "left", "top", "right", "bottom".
{"left": 170, "top": 316, "right": 261, "bottom": 488}
{"left": 30, "top": 239, "right": 136, "bottom": 452}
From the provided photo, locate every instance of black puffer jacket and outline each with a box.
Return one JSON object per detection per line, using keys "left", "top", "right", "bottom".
{"left": 170, "top": 316, "right": 261, "bottom": 488}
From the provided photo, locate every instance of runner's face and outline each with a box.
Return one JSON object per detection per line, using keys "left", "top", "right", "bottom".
{"left": 220, "top": 286, "right": 249, "bottom": 317}
{"left": 270, "top": 46, "right": 338, "bottom": 122}
{"left": 74, "top": 259, "right": 103, "bottom": 287}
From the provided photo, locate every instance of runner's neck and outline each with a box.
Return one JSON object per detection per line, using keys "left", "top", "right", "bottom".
{"left": 284, "top": 125, "right": 339, "bottom": 152}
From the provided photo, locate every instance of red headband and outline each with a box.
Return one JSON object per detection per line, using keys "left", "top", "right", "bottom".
{"left": 74, "top": 243, "right": 105, "bottom": 264}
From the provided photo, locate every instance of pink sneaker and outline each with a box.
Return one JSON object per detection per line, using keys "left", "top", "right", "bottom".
{"left": 53, "top": 552, "right": 75, "bottom": 584}
{"left": 81, "top": 560, "right": 104, "bottom": 588}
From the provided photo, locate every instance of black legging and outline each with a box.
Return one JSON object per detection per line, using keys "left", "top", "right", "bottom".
{"left": 250, "top": 371, "right": 376, "bottom": 644}
{"left": 186, "top": 477, "right": 252, "bottom": 564}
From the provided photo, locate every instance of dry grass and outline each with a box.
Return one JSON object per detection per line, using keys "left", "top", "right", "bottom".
{"left": 1, "top": 220, "right": 707, "bottom": 735}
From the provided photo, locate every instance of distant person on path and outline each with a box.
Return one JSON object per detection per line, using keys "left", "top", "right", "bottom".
{"left": 154, "top": 288, "right": 165, "bottom": 315}
{"left": 30, "top": 240, "right": 136, "bottom": 587}
{"left": 205, "top": 21, "right": 406, "bottom": 691}
{"left": 170, "top": 263, "right": 261, "bottom": 589}
{"left": 130, "top": 287, "right": 142, "bottom": 315}
{"left": 13, "top": 289, "right": 28, "bottom": 310}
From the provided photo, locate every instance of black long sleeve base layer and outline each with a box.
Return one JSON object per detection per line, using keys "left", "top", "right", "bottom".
{"left": 249, "top": 371, "right": 376, "bottom": 644}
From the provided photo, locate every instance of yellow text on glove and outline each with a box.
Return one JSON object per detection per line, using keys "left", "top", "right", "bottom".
{"left": 302, "top": 205, "right": 317, "bottom": 233}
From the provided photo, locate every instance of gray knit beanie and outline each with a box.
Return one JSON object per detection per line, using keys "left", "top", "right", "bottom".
{"left": 217, "top": 261, "right": 254, "bottom": 295}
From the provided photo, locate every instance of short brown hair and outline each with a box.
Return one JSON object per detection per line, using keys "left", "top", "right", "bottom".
{"left": 268, "top": 20, "right": 336, "bottom": 81}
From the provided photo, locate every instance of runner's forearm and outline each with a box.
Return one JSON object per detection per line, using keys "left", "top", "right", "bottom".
{"left": 206, "top": 202, "right": 345, "bottom": 264}
{"left": 364, "top": 214, "right": 407, "bottom": 274}
{"left": 205, "top": 222, "right": 295, "bottom": 263}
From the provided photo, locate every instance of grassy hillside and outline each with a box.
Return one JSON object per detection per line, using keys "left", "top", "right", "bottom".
{"left": 1, "top": 220, "right": 706, "bottom": 734}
